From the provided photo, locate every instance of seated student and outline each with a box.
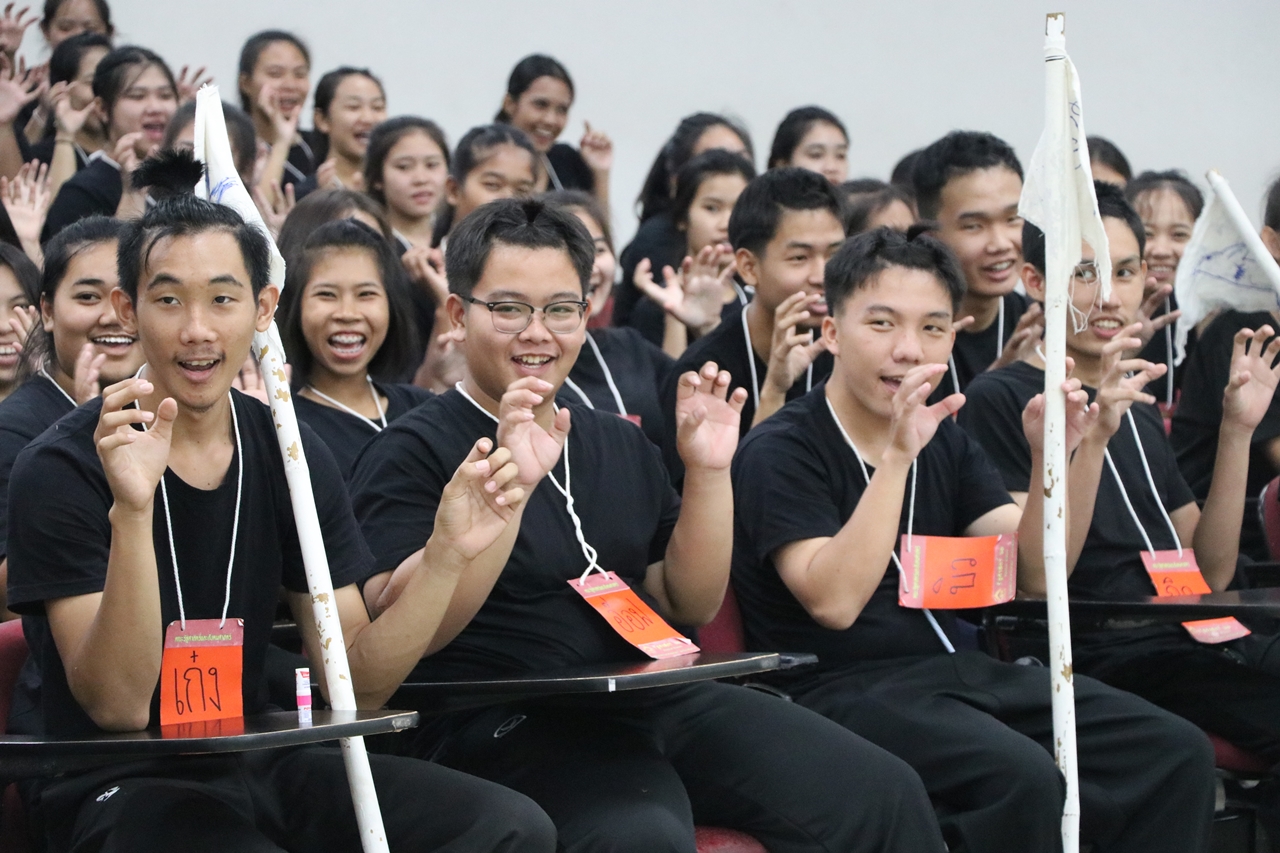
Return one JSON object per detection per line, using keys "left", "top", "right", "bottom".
{"left": 282, "top": 219, "right": 430, "bottom": 480}
{"left": 293, "top": 67, "right": 387, "bottom": 198}
{"left": 43, "top": 45, "right": 179, "bottom": 239}
{"left": 1088, "top": 136, "right": 1132, "bottom": 187}
{"left": 545, "top": 190, "right": 674, "bottom": 447}
{"left": 911, "top": 131, "right": 1042, "bottom": 396}
{"left": 0, "top": 242, "right": 37, "bottom": 401}
{"left": 276, "top": 187, "right": 393, "bottom": 263}
{"left": 364, "top": 116, "right": 450, "bottom": 253}
{"left": 5, "top": 186, "right": 556, "bottom": 852}
{"left": 350, "top": 197, "right": 946, "bottom": 853}
{"left": 614, "top": 112, "right": 753, "bottom": 337}
{"left": 631, "top": 148, "right": 756, "bottom": 358}
{"left": 732, "top": 224, "right": 1217, "bottom": 853}
{"left": 661, "top": 167, "right": 843, "bottom": 480}
{"left": 495, "top": 54, "right": 612, "bottom": 206}
{"left": 31, "top": 32, "right": 111, "bottom": 199}
{"left": 961, "top": 183, "right": 1280, "bottom": 821}
{"left": 767, "top": 106, "right": 849, "bottom": 185}
{"left": 1171, "top": 173, "right": 1280, "bottom": 560}
{"left": 238, "top": 30, "right": 320, "bottom": 193}
{"left": 841, "top": 178, "right": 917, "bottom": 234}
{"left": 431, "top": 123, "right": 539, "bottom": 251}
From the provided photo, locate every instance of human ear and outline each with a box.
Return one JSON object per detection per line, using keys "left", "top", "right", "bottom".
{"left": 735, "top": 247, "right": 760, "bottom": 287}
{"left": 256, "top": 285, "right": 280, "bottom": 333}
{"left": 444, "top": 175, "right": 460, "bottom": 207}
{"left": 109, "top": 287, "right": 137, "bottom": 335}
{"left": 1021, "top": 262, "right": 1046, "bottom": 302}
{"left": 313, "top": 108, "right": 330, "bottom": 136}
{"left": 445, "top": 293, "right": 467, "bottom": 340}
{"left": 821, "top": 314, "right": 839, "bottom": 356}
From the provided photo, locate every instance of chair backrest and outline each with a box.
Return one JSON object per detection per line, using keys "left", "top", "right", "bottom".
{"left": 699, "top": 586, "right": 746, "bottom": 654}
{"left": 0, "top": 619, "right": 28, "bottom": 733}
{"left": 1263, "top": 477, "right": 1280, "bottom": 561}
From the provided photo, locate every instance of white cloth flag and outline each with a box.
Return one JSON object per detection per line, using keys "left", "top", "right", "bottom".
{"left": 1173, "top": 170, "right": 1280, "bottom": 364}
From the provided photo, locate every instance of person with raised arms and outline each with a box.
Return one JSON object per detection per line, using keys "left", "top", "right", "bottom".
{"left": 5, "top": 178, "right": 556, "bottom": 851}
{"left": 350, "top": 197, "right": 946, "bottom": 853}
{"left": 731, "top": 224, "right": 1216, "bottom": 852}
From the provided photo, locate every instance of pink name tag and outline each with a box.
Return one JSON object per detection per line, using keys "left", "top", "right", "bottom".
{"left": 568, "top": 571, "right": 699, "bottom": 659}
{"left": 1141, "top": 550, "right": 1250, "bottom": 644}
{"left": 898, "top": 534, "right": 1018, "bottom": 609}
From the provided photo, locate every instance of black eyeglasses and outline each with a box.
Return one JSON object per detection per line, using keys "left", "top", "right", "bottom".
{"left": 462, "top": 295, "right": 589, "bottom": 334}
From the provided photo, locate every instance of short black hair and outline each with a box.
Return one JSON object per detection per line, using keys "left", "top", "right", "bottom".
{"left": 1022, "top": 180, "right": 1145, "bottom": 276}
{"left": 445, "top": 197, "right": 594, "bottom": 299}
{"left": 727, "top": 167, "right": 844, "bottom": 257}
{"left": 636, "top": 112, "right": 754, "bottom": 223}
{"left": 671, "top": 149, "right": 757, "bottom": 228}
{"left": 1088, "top": 136, "right": 1132, "bottom": 184}
{"left": 768, "top": 106, "right": 847, "bottom": 169}
{"left": 237, "top": 30, "right": 310, "bottom": 111}
{"left": 825, "top": 226, "right": 966, "bottom": 315}
{"left": 278, "top": 219, "right": 419, "bottom": 388}
{"left": 911, "top": 131, "right": 1023, "bottom": 220}
{"left": 890, "top": 149, "right": 922, "bottom": 189}
{"left": 48, "top": 30, "right": 112, "bottom": 86}
{"left": 495, "top": 54, "right": 574, "bottom": 122}
{"left": 1126, "top": 170, "right": 1204, "bottom": 222}
{"left": 117, "top": 196, "right": 271, "bottom": 301}
{"left": 840, "top": 178, "right": 918, "bottom": 234}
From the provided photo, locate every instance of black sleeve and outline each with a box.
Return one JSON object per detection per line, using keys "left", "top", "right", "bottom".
{"left": 42, "top": 180, "right": 100, "bottom": 241}
{"left": 957, "top": 375, "right": 1033, "bottom": 492}
{"left": 350, "top": 425, "right": 451, "bottom": 574}
{"left": 281, "top": 427, "right": 374, "bottom": 593}
{"left": 0, "top": 423, "right": 34, "bottom": 559}
{"left": 548, "top": 144, "right": 596, "bottom": 193}
{"left": 6, "top": 442, "right": 112, "bottom": 612}
{"left": 733, "top": 430, "right": 844, "bottom": 564}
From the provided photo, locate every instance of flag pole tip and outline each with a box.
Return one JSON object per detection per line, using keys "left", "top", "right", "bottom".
{"left": 1045, "top": 12, "right": 1065, "bottom": 35}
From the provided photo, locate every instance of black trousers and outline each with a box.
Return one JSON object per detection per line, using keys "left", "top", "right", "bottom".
{"left": 29, "top": 745, "right": 556, "bottom": 853}
{"left": 420, "top": 681, "right": 946, "bottom": 853}
{"left": 794, "top": 651, "right": 1216, "bottom": 853}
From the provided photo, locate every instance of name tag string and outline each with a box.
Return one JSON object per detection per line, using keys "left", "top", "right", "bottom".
{"left": 562, "top": 333, "right": 629, "bottom": 417}
{"left": 945, "top": 296, "right": 1006, "bottom": 395}
{"left": 1105, "top": 409, "right": 1183, "bottom": 557}
{"left": 823, "top": 395, "right": 956, "bottom": 653}
{"left": 40, "top": 367, "right": 78, "bottom": 408}
{"left": 304, "top": 376, "right": 388, "bottom": 432}
{"left": 742, "top": 305, "right": 813, "bottom": 414}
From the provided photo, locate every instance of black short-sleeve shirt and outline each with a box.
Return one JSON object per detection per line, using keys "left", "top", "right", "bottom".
{"left": 613, "top": 213, "right": 687, "bottom": 340}
{"left": 544, "top": 143, "right": 595, "bottom": 193}
{"left": 557, "top": 327, "right": 675, "bottom": 447}
{"left": 6, "top": 391, "right": 372, "bottom": 737}
{"left": 42, "top": 156, "right": 121, "bottom": 241}
{"left": 731, "top": 386, "right": 1014, "bottom": 677}
{"left": 934, "top": 292, "right": 1030, "bottom": 398}
{"left": 294, "top": 382, "right": 432, "bottom": 480}
{"left": 349, "top": 390, "right": 682, "bottom": 680}
{"left": 661, "top": 302, "right": 833, "bottom": 484}
{"left": 0, "top": 375, "right": 74, "bottom": 559}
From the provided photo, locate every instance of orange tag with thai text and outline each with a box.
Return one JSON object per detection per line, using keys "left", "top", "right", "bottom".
{"left": 1142, "top": 550, "right": 1250, "bottom": 644}
{"left": 568, "top": 571, "right": 699, "bottom": 659}
{"left": 159, "top": 618, "right": 244, "bottom": 727}
{"left": 898, "top": 534, "right": 1018, "bottom": 609}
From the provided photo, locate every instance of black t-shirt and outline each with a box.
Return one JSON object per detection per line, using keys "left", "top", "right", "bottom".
{"left": 614, "top": 213, "right": 686, "bottom": 340}
{"left": 349, "top": 390, "right": 681, "bottom": 681}
{"left": 1170, "top": 310, "right": 1278, "bottom": 559}
{"left": 6, "top": 391, "right": 372, "bottom": 737}
{"left": 960, "top": 361, "right": 1196, "bottom": 654}
{"left": 42, "top": 155, "right": 121, "bottom": 241}
{"left": 661, "top": 302, "right": 833, "bottom": 483}
{"left": 1137, "top": 295, "right": 1182, "bottom": 405}
{"left": 294, "top": 382, "right": 432, "bottom": 480}
{"left": 283, "top": 132, "right": 323, "bottom": 187}
{"left": 732, "top": 386, "right": 1013, "bottom": 679}
{"left": 544, "top": 143, "right": 595, "bottom": 193}
{"left": 557, "top": 327, "right": 675, "bottom": 447}
{"left": 0, "top": 375, "right": 75, "bottom": 560}
{"left": 934, "top": 292, "right": 1030, "bottom": 397}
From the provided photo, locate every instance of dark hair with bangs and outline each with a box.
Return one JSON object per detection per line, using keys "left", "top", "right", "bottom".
{"left": 1023, "top": 180, "right": 1145, "bottom": 276}
{"left": 768, "top": 106, "right": 847, "bottom": 169}
{"left": 825, "top": 226, "right": 966, "bottom": 315}
{"left": 541, "top": 189, "right": 613, "bottom": 253}
{"left": 911, "top": 131, "right": 1023, "bottom": 220}
{"left": 278, "top": 219, "right": 419, "bottom": 388}
{"left": 728, "top": 167, "right": 843, "bottom": 257}
{"left": 237, "top": 29, "right": 310, "bottom": 110}
{"left": 672, "top": 149, "right": 757, "bottom": 230}
{"left": 1125, "top": 170, "right": 1205, "bottom": 222}
{"left": 364, "top": 116, "right": 451, "bottom": 205}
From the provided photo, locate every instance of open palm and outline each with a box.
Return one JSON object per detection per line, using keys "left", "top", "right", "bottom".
{"left": 675, "top": 362, "right": 746, "bottom": 471}
{"left": 495, "top": 378, "right": 571, "bottom": 488}
{"left": 1223, "top": 326, "right": 1280, "bottom": 431}
{"left": 435, "top": 439, "right": 525, "bottom": 560}
{"left": 94, "top": 378, "right": 177, "bottom": 513}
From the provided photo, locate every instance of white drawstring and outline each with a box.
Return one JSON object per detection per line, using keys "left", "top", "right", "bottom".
{"left": 304, "top": 376, "right": 387, "bottom": 432}
{"left": 742, "top": 307, "right": 813, "bottom": 414}
{"left": 40, "top": 367, "right": 77, "bottom": 407}
{"left": 1106, "top": 408, "right": 1183, "bottom": 556}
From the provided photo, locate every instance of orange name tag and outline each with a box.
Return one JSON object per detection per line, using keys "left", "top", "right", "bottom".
{"left": 898, "top": 534, "right": 1018, "bottom": 609}
{"left": 159, "top": 618, "right": 244, "bottom": 727}
{"left": 1141, "top": 550, "right": 1251, "bottom": 644}
{"left": 568, "top": 571, "right": 699, "bottom": 659}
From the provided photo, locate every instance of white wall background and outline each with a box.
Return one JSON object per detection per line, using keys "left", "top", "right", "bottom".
{"left": 31, "top": 0, "right": 1280, "bottom": 245}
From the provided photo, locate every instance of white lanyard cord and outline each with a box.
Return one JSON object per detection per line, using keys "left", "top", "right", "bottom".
{"left": 742, "top": 307, "right": 813, "bottom": 414}
{"left": 542, "top": 153, "right": 564, "bottom": 191}
{"left": 995, "top": 296, "right": 1006, "bottom": 362}
{"left": 1105, "top": 408, "right": 1183, "bottom": 557}
{"left": 947, "top": 355, "right": 961, "bottom": 396}
{"left": 454, "top": 382, "right": 603, "bottom": 581}
{"left": 585, "top": 333, "right": 628, "bottom": 415}
{"left": 823, "top": 395, "right": 955, "bottom": 653}
{"left": 39, "top": 367, "right": 77, "bottom": 407}
{"left": 304, "top": 376, "right": 387, "bottom": 432}
{"left": 733, "top": 282, "right": 750, "bottom": 306}
{"left": 152, "top": 393, "right": 244, "bottom": 629}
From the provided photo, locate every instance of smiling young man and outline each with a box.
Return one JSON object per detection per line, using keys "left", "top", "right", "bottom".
{"left": 5, "top": 194, "right": 557, "bottom": 852}
{"left": 731, "top": 226, "right": 1216, "bottom": 852}
{"left": 913, "top": 131, "right": 1044, "bottom": 395}
{"left": 661, "top": 167, "right": 844, "bottom": 481}
{"left": 962, "top": 183, "right": 1280, "bottom": 797}
{"left": 350, "top": 198, "right": 947, "bottom": 853}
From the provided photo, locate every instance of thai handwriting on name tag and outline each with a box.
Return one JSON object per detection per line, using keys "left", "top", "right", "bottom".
{"left": 568, "top": 571, "right": 699, "bottom": 660}
{"left": 159, "top": 618, "right": 244, "bottom": 727}
{"left": 1140, "top": 550, "right": 1250, "bottom": 644}
{"left": 899, "top": 534, "right": 1018, "bottom": 609}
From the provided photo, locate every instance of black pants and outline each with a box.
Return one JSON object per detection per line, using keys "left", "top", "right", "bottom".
{"left": 29, "top": 745, "right": 556, "bottom": 853}
{"left": 1078, "top": 631, "right": 1280, "bottom": 766}
{"left": 420, "top": 681, "right": 945, "bottom": 853}
{"left": 794, "top": 651, "right": 1216, "bottom": 853}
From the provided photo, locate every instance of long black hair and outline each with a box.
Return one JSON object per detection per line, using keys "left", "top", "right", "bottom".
{"left": 494, "top": 54, "right": 573, "bottom": 122}
{"left": 636, "top": 112, "right": 753, "bottom": 223}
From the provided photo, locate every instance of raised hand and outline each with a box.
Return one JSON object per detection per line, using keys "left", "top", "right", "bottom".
{"left": 174, "top": 65, "right": 213, "bottom": 105}
{"left": 1089, "top": 322, "right": 1166, "bottom": 440}
{"left": 1129, "top": 284, "right": 1181, "bottom": 355}
{"left": 94, "top": 378, "right": 177, "bottom": 513}
{"left": 1021, "top": 369, "right": 1097, "bottom": 455}
{"left": 1222, "top": 325, "right": 1280, "bottom": 432}
{"left": 50, "top": 80, "right": 91, "bottom": 140}
{"left": 0, "top": 53, "right": 41, "bottom": 124}
{"left": 257, "top": 81, "right": 299, "bottom": 148}
{"left": 252, "top": 180, "right": 295, "bottom": 240}
{"left": 0, "top": 159, "right": 50, "bottom": 262}
{"left": 884, "top": 363, "right": 964, "bottom": 465}
{"left": 634, "top": 244, "right": 735, "bottom": 334}
{"left": 763, "top": 291, "right": 828, "bottom": 395}
{"left": 0, "top": 4, "right": 33, "bottom": 58}
{"left": 315, "top": 158, "right": 342, "bottom": 190}
{"left": 230, "top": 354, "right": 273, "bottom": 404}
{"left": 991, "top": 302, "right": 1044, "bottom": 370}
{"left": 495, "top": 377, "right": 571, "bottom": 488}
{"left": 402, "top": 245, "right": 449, "bottom": 305}
{"left": 434, "top": 438, "right": 526, "bottom": 561}
{"left": 7, "top": 302, "right": 34, "bottom": 349}
{"left": 579, "top": 121, "right": 613, "bottom": 173}
{"left": 674, "top": 361, "right": 748, "bottom": 471}
{"left": 71, "top": 342, "right": 106, "bottom": 403}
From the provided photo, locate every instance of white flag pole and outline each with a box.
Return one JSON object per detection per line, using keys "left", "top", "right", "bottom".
{"left": 193, "top": 86, "right": 391, "bottom": 853}
{"left": 1205, "top": 170, "right": 1280, "bottom": 295}
{"left": 1040, "top": 13, "right": 1081, "bottom": 853}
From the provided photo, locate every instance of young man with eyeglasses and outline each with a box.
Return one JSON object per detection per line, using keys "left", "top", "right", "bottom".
{"left": 349, "top": 198, "right": 948, "bottom": 852}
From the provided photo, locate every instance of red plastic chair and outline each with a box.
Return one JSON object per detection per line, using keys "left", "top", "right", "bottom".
{"left": 0, "top": 618, "right": 32, "bottom": 853}
{"left": 1261, "top": 476, "right": 1280, "bottom": 560}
